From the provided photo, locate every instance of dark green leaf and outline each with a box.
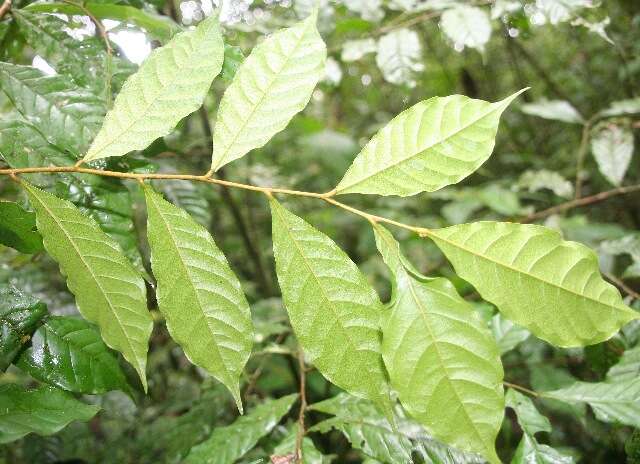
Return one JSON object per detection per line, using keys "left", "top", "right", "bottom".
{"left": 15, "top": 316, "right": 130, "bottom": 394}
{"left": 0, "top": 200, "right": 43, "bottom": 253}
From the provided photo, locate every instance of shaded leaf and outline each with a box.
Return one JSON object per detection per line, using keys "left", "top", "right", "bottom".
{"left": 270, "top": 198, "right": 391, "bottom": 413}
{"left": 374, "top": 224, "right": 504, "bottom": 463}
{"left": 184, "top": 394, "right": 298, "bottom": 464}
{"left": 0, "top": 62, "right": 105, "bottom": 155}
{"left": 0, "top": 200, "right": 43, "bottom": 253}
{"left": 520, "top": 100, "right": 584, "bottom": 124}
{"left": 210, "top": 13, "right": 326, "bottom": 171}
{"left": 335, "top": 91, "right": 524, "bottom": 196}
{"left": 23, "top": 182, "right": 152, "bottom": 389}
{"left": 591, "top": 124, "right": 634, "bottom": 186}
{"left": 0, "top": 384, "right": 100, "bottom": 444}
{"left": 15, "top": 316, "right": 130, "bottom": 394}
{"left": 83, "top": 14, "right": 224, "bottom": 161}
{"left": 491, "top": 314, "right": 530, "bottom": 354}
{"left": 144, "top": 187, "right": 253, "bottom": 410}
{"left": 426, "top": 221, "right": 638, "bottom": 347}
{"left": 0, "top": 285, "right": 47, "bottom": 371}
{"left": 375, "top": 29, "right": 424, "bottom": 87}
{"left": 607, "top": 345, "right": 640, "bottom": 381}
{"left": 518, "top": 170, "right": 574, "bottom": 199}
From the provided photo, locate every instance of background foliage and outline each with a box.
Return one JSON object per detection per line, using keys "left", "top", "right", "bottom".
{"left": 0, "top": 0, "right": 639, "bottom": 463}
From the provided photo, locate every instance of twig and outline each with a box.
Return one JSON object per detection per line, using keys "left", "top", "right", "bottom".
{"left": 605, "top": 273, "right": 640, "bottom": 301}
{"left": 61, "top": 0, "right": 114, "bottom": 107}
{"left": 0, "top": 0, "right": 11, "bottom": 19}
{"left": 521, "top": 184, "right": 640, "bottom": 222}
{"left": 503, "top": 381, "right": 541, "bottom": 398}
{"left": 574, "top": 120, "right": 592, "bottom": 199}
{"left": 294, "top": 349, "right": 307, "bottom": 463}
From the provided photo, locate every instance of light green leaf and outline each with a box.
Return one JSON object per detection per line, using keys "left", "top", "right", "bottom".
{"left": 23, "top": 182, "right": 152, "bottom": 389}
{"left": 511, "top": 433, "right": 575, "bottom": 464}
{"left": 0, "top": 200, "right": 43, "bottom": 254}
{"left": 607, "top": 345, "right": 640, "bottom": 381}
{"left": 271, "top": 424, "right": 326, "bottom": 464}
{"left": 335, "top": 91, "right": 525, "bottom": 197}
{"left": 270, "top": 198, "right": 391, "bottom": 413}
{"left": 144, "top": 187, "right": 253, "bottom": 410}
{"left": 440, "top": 6, "right": 492, "bottom": 53}
{"left": 506, "top": 389, "right": 551, "bottom": 436}
{"left": 24, "top": 2, "right": 181, "bottom": 43}
{"left": 0, "top": 285, "right": 47, "bottom": 371}
{"left": 598, "top": 98, "right": 640, "bottom": 118}
{"left": 591, "top": 124, "right": 634, "bottom": 186}
{"left": 426, "top": 221, "right": 638, "bottom": 347}
{"left": 0, "top": 63, "right": 105, "bottom": 155}
{"left": 544, "top": 378, "right": 640, "bottom": 427}
{"left": 210, "top": 13, "right": 326, "bottom": 172}
{"left": 374, "top": 224, "right": 504, "bottom": 463}
{"left": 16, "top": 316, "right": 130, "bottom": 394}
{"left": 491, "top": 313, "right": 530, "bottom": 354}
{"left": 375, "top": 29, "right": 424, "bottom": 87}
{"left": 83, "top": 14, "right": 224, "bottom": 162}
{"left": 520, "top": 100, "right": 584, "bottom": 124}
{"left": 184, "top": 394, "right": 297, "bottom": 464}
{"left": 0, "top": 384, "right": 100, "bottom": 444}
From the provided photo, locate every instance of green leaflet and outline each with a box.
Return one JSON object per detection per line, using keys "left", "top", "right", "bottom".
{"left": 309, "top": 393, "right": 485, "bottom": 464}
{"left": 144, "top": 187, "right": 253, "bottom": 410}
{"left": 24, "top": 2, "right": 180, "bottom": 43}
{"left": 0, "top": 200, "right": 43, "bottom": 254}
{"left": 0, "top": 384, "right": 100, "bottom": 444}
{"left": 373, "top": 224, "right": 504, "bottom": 463}
{"left": 157, "top": 179, "right": 213, "bottom": 228}
{"left": 83, "top": 14, "right": 224, "bottom": 162}
{"left": 335, "top": 90, "right": 525, "bottom": 197}
{"left": 543, "top": 378, "right": 640, "bottom": 428}
{"left": 607, "top": 345, "right": 640, "bottom": 381}
{"left": 210, "top": 13, "right": 326, "bottom": 171}
{"left": 0, "top": 63, "right": 105, "bottom": 155}
{"left": 426, "top": 221, "right": 638, "bottom": 347}
{"left": 0, "top": 285, "right": 47, "bottom": 371}
{"left": 271, "top": 424, "right": 326, "bottom": 464}
{"left": 506, "top": 390, "right": 575, "bottom": 464}
{"left": 491, "top": 313, "right": 530, "bottom": 354}
{"left": 23, "top": 182, "right": 152, "bottom": 390}
{"left": 270, "top": 198, "right": 391, "bottom": 413}
{"left": 184, "top": 394, "right": 298, "bottom": 464}
{"left": 16, "top": 316, "right": 130, "bottom": 394}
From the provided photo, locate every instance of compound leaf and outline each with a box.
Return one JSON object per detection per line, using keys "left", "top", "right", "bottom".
{"left": 210, "top": 13, "right": 326, "bottom": 171}
{"left": 144, "top": 187, "right": 253, "bottom": 410}
{"left": 184, "top": 394, "right": 297, "bottom": 464}
{"left": 23, "top": 182, "right": 152, "bottom": 389}
{"left": 83, "top": 14, "right": 224, "bottom": 162}
{"left": 0, "top": 384, "right": 100, "bottom": 444}
{"left": 374, "top": 224, "right": 504, "bottom": 463}
{"left": 335, "top": 91, "right": 524, "bottom": 196}
{"left": 270, "top": 198, "right": 391, "bottom": 414}
{"left": 16, "top": 316, "right": 130, "bottom": 394}
{"left": 426, "top": 221, "right": 638, "bottom": 347}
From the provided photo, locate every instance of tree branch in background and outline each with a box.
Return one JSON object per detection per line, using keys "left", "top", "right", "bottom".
{"left": 0, "top": 0, "right": 11, "bottom": 19}
{"left": 295, "top": 348, "right": 307, "bottom": 463}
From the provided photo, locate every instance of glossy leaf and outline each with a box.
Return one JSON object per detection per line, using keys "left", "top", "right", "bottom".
{"left": 24, "top": 2, "right": 180, "bottom": 43}
{"left": 0, "top": 285, "right": 47, "bottom": 371}
{"left": 520, "top": 100, "right": 584, "bottom": 124}
{"left": 544, "top": 378, "right": 640, "bottom": 427}
{"left": 374, "top": 224, "right": 504, "bottom": 463}
{"left": 270, "top": 198, "right": 391, "bottom": 413}
{"left": 0, "top": 63, "right": 105, "bottom": 155}
{"left": 83, "top": 15, "right": 224, "bottom": 162}
{"left": 184, "top": 394, "right": 297, "bottom": 464}
{"left": 23, "top": 182, "right": 152, "bottom": 389}
{"left": 511, "top": 433, "right": 575, "bottom": 464}
{"left": 591, "top": 124, "right": 634, "bottom": 186}
{"left": 0, "top": 384, "right": 100, "bottom": 444}
{"left": 144, "top": 187, "right": 253, "bottom": 410}
{"left": 210, "top": 13, "right": 326, "bottom": 171}
{"left": 506, "top": 389, "right": 551, "bottom": 436}
{"left": 335, "top": 91, "right": 524, "bottom": 196}
{"left": 375, "top": 29, "right": 424, "bottom": 87}
{"left": 15, "top": 316, "right": 130, "bottom": 394}
{"left": 426, "top": 221, "right": 638, "bottom": 347}
{"left": 0, "top": 200, "right": 43, "bottom": 254}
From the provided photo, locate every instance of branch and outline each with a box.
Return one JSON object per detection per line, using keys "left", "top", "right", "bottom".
{"left": 0, "top": 0, "right": 11, "bottom": 20}
{"left": 521, "top": 184, "right": 640, "bottom": 222}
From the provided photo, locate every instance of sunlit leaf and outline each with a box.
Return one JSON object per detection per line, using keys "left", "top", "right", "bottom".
{"left": 0, "top": 285, "right": 47, "bottom": 371}
{"left": 270, "top": 198, "right": 391, "bottom": 413}
{"left": 607, "top": 345, "right": 640, "bottom": 381}
{"left": 0, "top": 384, "right": 100, "bottom": 444}
{"left": 271, "top": 424, "right": 326, "bottom": 464}
{"left": 598, "top": 98, "right": 640, "bottom": 118}
{"left": 83, "top": 14, "right": 224, "bottom": 161}
{"left": 144, "top": 187, "right": 253, "bottom": 410}
{"left": 210, "top": 13, "right": 326, "bottom": 171}
{"left": 336, "top": 91, "right": 524, "bottom": 196}
{"left": 23, "top": 182, "right": 152, "bottom": 389}
{"left": 506, "top": 389, "right": 551, "bottom": 436}
{"left": 0, "top": 201, "right": 42, "bottom": 254}
{"left": 511, "top": 433, "right": 575, "bottom": 464}
{"left": 426, "top": 221, "right": 638, "bottom": 347}
{"left": 491, "top": 313, "right": 530, "bottom": 354}
{"left": 591, "top": 124, "right": 634, "bottom": 186}
{"left": 374, "top": 224, "right": 504, "bottom": 463}
{"left": 16, "top": 316, "right": 130, "bottom": 394}
{"left": 440, "top": 6, "right": 491, "bottom": 52}
{"left": 520, "top": 100, "right": 584, "bottom": 124}
{"left": 184, "top": 394, "right": 297, "bottom": 464}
